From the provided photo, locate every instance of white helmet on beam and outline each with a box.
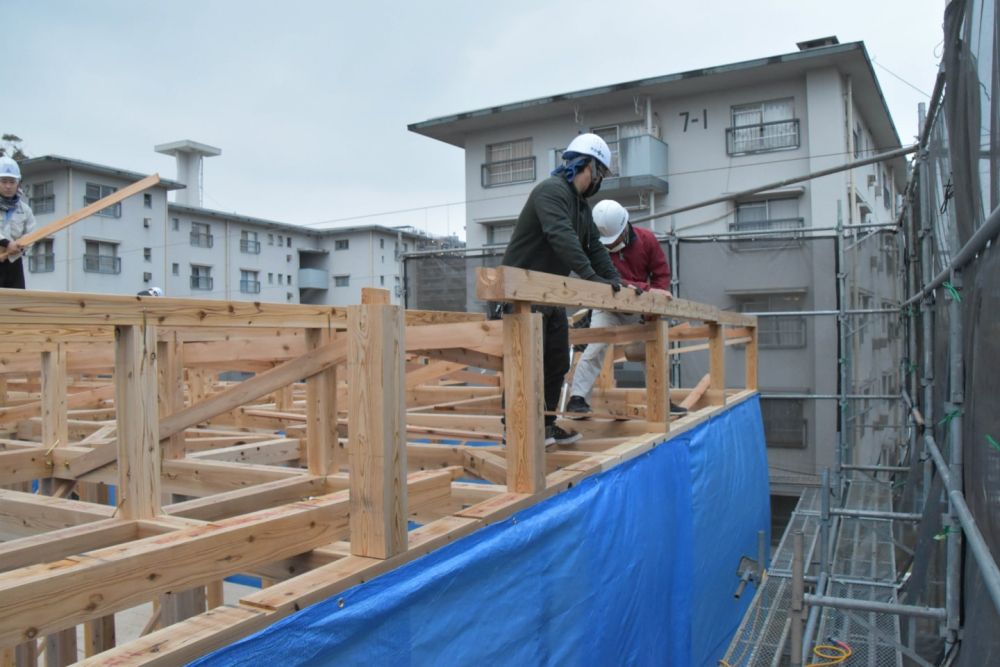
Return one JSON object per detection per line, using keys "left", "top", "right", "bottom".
{"left": 593, "top": 200, "right": 629, "bottom": 245}
{"left": 0, "top": 156, "right": 21, "bottom": 181}
{"left": 564, "top": 133, "right": 612, "bottom": 172}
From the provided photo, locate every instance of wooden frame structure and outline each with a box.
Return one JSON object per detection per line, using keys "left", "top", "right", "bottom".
{"left": 0, "top": 267, "right": 756, "bottom": 666}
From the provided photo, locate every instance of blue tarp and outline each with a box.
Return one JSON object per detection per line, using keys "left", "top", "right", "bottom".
{"left": 192, "top": 396, "right": 769, "bottom": 667}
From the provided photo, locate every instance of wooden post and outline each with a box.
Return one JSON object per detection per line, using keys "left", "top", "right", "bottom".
{"left": 361, "top": 287, "right": 391, "bottom": 305}
{"left": 159, "top": 587, "right": 206, "bottom": 627}
{"left": 41, "top": 344, "right": 68, "bottom": 452}
{"left": 347, "top": 301, "right": 406, "bottom": 559}
{"left": 306, "top": 328, "right": 340, "bottom": 475}
{"left": 206, "top": 580, "right": 225, "bottom": 609}
{"left": 745, "top": 326, "right": 759, "bottom": 391}
{"left": 158, "top": 332, "right": 185, "bottom": 459}
{"left": 644, "top": 317, "right": 671, "bottom": 425}
{"left": 78, "top": 482, "right": 116, "bottom": 656}
{"left": 502, "top": 303, "right": 545, "bottom": 493}
{"left": 708, "top": 322, "right": 726, "bottom": 406}
{"left": 13, "top": 641, "right": 36, "bottom": 667}
{"left": 43, "top": 628, "right": 76, "bottom": 667}
{"left": 115, "top": 324, "right": 161, "bottom": 520}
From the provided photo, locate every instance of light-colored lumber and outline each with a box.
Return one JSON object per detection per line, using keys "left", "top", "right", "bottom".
{"left": 679, "top": 374, "right": 712, "bottom": 411}
{"left": 501, "top": 308, "right": 545, "bottom": 494}
{"left": 115, "top": 324, "right": 161, "bottom": 520}
{"left": 347, "top": 302, "right": 407, "bottom": 559}
{"left": 707, "top": 322, "right": 726, "bottom": 406}
{"left": 746, "top": 326, "right": 759, "bottom": 390}
{"left": 644, "top": 317, "right": 671, "bottom": 424}
{"left": 305, "top": 328, "right": 340, "bottom": 475}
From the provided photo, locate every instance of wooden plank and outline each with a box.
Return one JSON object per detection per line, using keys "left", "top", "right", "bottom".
{"left": 404, "top": 360, "right": 467, "bottom": 389}
{"left": 477, "top": 266, "right": 757, "bottom": 326}
{"left": 347, "top": 303, "right": 407, "bottom": 559}
{"left": 0, "top": 174, "right": 160, "bottom": 261}
{"left": 502, "top": 309, "right": 545, "bottom": 493}
{"left": 40, "top": 345, "right": 68, "bottom": 453}
{"left": 305, "top": 328, "right": 339, "bottom": 475}
{"left": 43, "top": 627, "right": 76, "bottom": 667}
{"left": 54, "top": 440, "right": 117, "bottom": 479}
{"left": 159, "top": 336, "right": 347, "bottom": 440}
{"left": 405, "top": 320, "right": 504, "bottom": 357}
{"left": 0, "top": 448, "right": 50, "bottom": 485}
{"left": 644, "top": 317, "right": 670, "bottom": 424}
{"left": 0, "top": 519, "right": 138, "bottom": 573}
{"left": 361, "top": 287, "right": 390, "bottom": 305}
{"left": 162, "top": 476, "right": 326, "bottom": 521}
{"left": 115, "top": 324, "right": 161, "bottom": 520}
{"left": 745, "top": 326, "right": 759, "bottom": 390}
{"left": 185, "top": 438, "right": 301, "bottom": 465}
{"left": 0, "top": 489, "right": 112, "bottom": 539}
{"left": 679, "top": 373, "right": 712, "bottom": 411}
{"left": 158, "top": 332, "right": 186, "bottom": 460}
{"left": 462, "top": 449, "right": 508, "bottom": 485}
{"left": 707, "top": 322, "right": 726, "bottom": 406}
{"left": 0, "top": 384, "right": 115, "bottom": 426}
{"left": 408, "top": 347, "right": 503, "bottom": 371}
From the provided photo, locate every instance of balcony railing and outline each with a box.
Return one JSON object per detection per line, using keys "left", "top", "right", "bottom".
{"left": 83, "top": 254, "right": 121, "bottom": 274}
{"left": 728, "top": 217, "right": 805, "bottom": 251}
{"left": 190, "top": 275, "right": 214, "bottom": 290}
{"left": 481, "top": 156, "right": 536, "bottom": 188}
{"left": 726, "top": 119, "right": 800, "bottom": 155}
{"left": 240, "top": 279, "right": 261, "bottom": 294}
{"left": 240, "top": 239, "right": 261, "bottom": 254}
{"left": 595, "top": 134, "right": 670, "bottom": 195}
{"left": 28, "top": 253, "right": 55, "bottom": 273}
{"left": 190, "top": 232, "right": 214, "bottom": 248}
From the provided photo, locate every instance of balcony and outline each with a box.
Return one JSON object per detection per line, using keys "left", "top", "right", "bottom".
{"left": 728, "top": 217, "right": 805, "bottom": 251}
{"left": 481, "top": 156, "right": 536, "bottom": 188}
{"left": 298, "top": 268, "right": 329, "bottom": 290}
{"left": 726, "top": 119, "right": 800, "bottom": 156}
{"left": 190, "top": 232, "right": 214, "bottom": 248}
{"left": 240, "top": 239, "right": 261, "bottom": 254}
{"left": 599, "top": 134, "right": 669, "bottom": 196}
{"left": 190, "top": 275, "right": 214, "bottom": 291}
{"left": 240, "top": 280, "right": 261, "bottom": 294}
{"left": 83, "top": 254, "right": 121, "bottom": 274}
{"left": 28, "top": 253, "right": 55, "bottom": 273}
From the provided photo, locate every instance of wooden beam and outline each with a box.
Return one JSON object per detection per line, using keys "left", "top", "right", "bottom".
{"left": 0, "top": 519, "right": 138, "bottom": 573}
{"left": 185, "top": 438, "right": 301, "bottom": 465}
{"left": 679, "top": 374, "right": 712, "bottom": 411}
{"left": 502, "top": 308, "right": 545, "bottom": 493}
{"left": 0, "top": 448, "right": 50, "bottom": 486}
{"left": 477, "top": 266, "right": 757, "bottom": 326}
{"left": 462, "top": 449, "right": 508, "bottom": 485}
{"left": 361, "top": 287, "right": 390, "bottom": 305}
{"left": 115, "top": 324, "right": 161, "bottom": 520}
{"left": 0, "top": 489, "right": 112, "bottom": 539}
{"left": 158, "top": 331, "right": 186, "bottom": 460}
{"left": 40, "top": 345, "right": 68, "bottom": 454}
{"left": 347, "top": 302, "right": 407, "bottom": 559}
{"left": 159, "top": 337, "right": 347, "bottom": 441}
{"left": 0, "top": 384, "right": 115, "bottom": 427}
{"left": 164, "top": 476, "right": 327, "bottom": 522}
{"left": 644, "top": 317, "right": 670, "bottom": 424}
{"left": 745, "top": 326, "right": 759, "bottom": 390}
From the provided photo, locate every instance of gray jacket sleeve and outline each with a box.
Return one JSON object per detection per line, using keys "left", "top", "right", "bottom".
{"left": 534, "top": 184, "right": 601, "bottom": 280}
{"left": 585, "top": 219, "right": 620, "bottom": 282}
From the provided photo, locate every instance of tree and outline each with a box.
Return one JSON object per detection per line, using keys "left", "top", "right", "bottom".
{"left": 0, "top": 134, "right": 27, "bottom": 161}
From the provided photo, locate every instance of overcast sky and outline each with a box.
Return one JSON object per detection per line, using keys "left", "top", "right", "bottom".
{"left": 9, "top": 1, "right": 944, "bottom": 239}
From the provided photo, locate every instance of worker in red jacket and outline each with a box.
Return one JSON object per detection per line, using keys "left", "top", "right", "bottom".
{"left": 566, "top": 199, "right": 686, "bottom": 416}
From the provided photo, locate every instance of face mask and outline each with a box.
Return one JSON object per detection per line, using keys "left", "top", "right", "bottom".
{"left": 582, "top": 164, "right": 603, "bottom": 198}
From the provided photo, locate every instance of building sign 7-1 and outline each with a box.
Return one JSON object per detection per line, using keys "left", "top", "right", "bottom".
{"left": 679, "top": 109, "right": 708, "bottom": 131}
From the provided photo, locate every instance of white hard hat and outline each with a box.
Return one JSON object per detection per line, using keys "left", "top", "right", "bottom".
{"left": 593, "top": 200, "right": 629, "bottom": 245}
{"left": 0, "top": 156, "right": 20, "bottom": 181}
{"left": 564, "top": 133, "right": 612, "bottom": 171}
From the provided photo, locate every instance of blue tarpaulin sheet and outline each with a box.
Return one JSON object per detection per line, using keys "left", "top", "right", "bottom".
{"left": 192, "top": 396, "right": 769, "bottom": 666}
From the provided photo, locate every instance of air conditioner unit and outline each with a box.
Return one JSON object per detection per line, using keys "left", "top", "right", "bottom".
{"left": 143, "top": 272, "right": 152, "bottom": 282}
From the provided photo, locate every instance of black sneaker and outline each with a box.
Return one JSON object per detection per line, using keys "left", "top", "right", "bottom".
{"left": 566, "top": 395, "right": 592, "bottom": 419}
{"left": 545, "top": 423, "right": 581, "bottom": 447}
{"left": 670, "top": 401, "right": 688, "bottom": 415}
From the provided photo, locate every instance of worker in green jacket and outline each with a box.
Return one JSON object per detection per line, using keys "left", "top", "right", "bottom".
{"left": 501, "top": 132, "right": 624, "bottom": 447}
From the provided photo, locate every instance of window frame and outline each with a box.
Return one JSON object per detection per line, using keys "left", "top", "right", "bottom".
{"left": 481, "top": 138, "right": 535, "bottom": 188}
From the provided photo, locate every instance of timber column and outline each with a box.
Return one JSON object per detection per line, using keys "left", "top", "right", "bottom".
{"left": 502, "top": 302, "right": 545, "bottom": 493}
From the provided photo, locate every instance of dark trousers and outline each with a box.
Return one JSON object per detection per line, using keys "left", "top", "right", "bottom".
{"left": 538, "top": 305, "right": 569, "bottom": 426}
{"left": 0, "top": 258, "right": 25, "bottom": 289}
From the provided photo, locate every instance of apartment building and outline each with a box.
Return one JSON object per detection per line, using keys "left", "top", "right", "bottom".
{"left": 409, "top": 38, "right": 906, "bottom": 495}
{"left": 18, "top": 152, "right": 429, "bottom": 306}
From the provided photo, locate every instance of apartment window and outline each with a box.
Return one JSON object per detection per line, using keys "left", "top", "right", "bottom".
{"left": 143, "top": 247, "right": 152, "bottom": 262}
{"left": 335, "top": 239, "right": 349, "bottom": 250}
{"left": 334, "top": 275, "right": 350, "bottom": 287}
{"left": 482, "top": 138, "right": 535, "bottom": 187}
{"left": 286, "top": 274, "right": 292, "bottom": 286}
{"left": 268, "top": 233, "right": 274, "bottom": 245}
{"left": 143, "top": 193, "right": 152, "bottom": 209}
{"left": 28, "top": 239, "right": 54, "bottom": 273}
{"left": 881, "top": 168, "right": 891, "bottom": 210}
{"left": 486, "top": 221, "right": 516, "bottom": 246}
{"left": 171, "top": 217, "right": 179, "bottom": 231}
{"left": 857, "top": 292, "right": 873, "bottom": 343}
{"left": 592, "top": 122, "right": 645, "bottom": 175}
{"left": 143, "top": 217, "right": 151, "bottom": 228}
{"left": 380, "top": 238, "right": 385, "bottom": 249}
{"left": 761, "top": 398, "right": 806, "bottom": 449}
{"left": 380, "top": 275, "right": 385, "bottom": 286}
{"left": 190, "top": 264, "right": 213, "bottom": 290}
{"left": 738, "top": 293, "right": 806, "bottom": 348}
{"left": 286, "top": 236, "right": 292, "bottom": 247}
{"left": 84, "top": 183, "right": 121, "bottom": 218}
{"left": 143, "top": 271, "right": 152, "bottom": 283}
{"left": 30, "top": 181, "right": 54, "bottom": 214}
{"left": 268, "top": 272, "right": 274, "bottom": 284}
{"left": 853, "top": 124, "right": 862, "bottom": 159}
{"left": 403, "top": 243, "right": 408, "bottom": 252}
{"left": 240, "top": 230, "right": 261, "bottom": 254}
{"left": 240, "top": 269, "right": 261, "bottom": 294}
{"left": 83, "top": 240, "right": 121, "bottom": 274}
{"left": 172, "top": 262, "right": 179, "bottom": 275}
{"left": 729, "top": 198, "right": 803, "bottom": 250}
{"left": 190, "top": 221, "right": 213, "bottom": 248}
{"left": 727, "top": 98, "right": 799, "bottom": 155}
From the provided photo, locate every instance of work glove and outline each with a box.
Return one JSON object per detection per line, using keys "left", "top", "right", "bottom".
{"left": 630, "top": 284, "right": 644, "bottom": 296}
